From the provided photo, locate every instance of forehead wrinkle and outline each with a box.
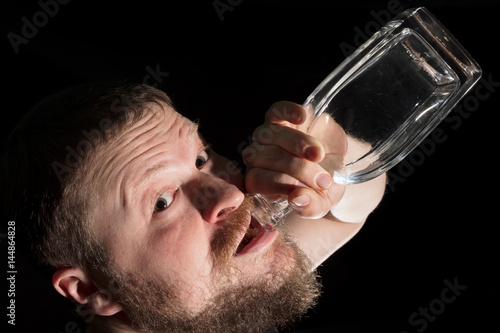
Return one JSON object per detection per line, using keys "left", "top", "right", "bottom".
{"left": 106, "top": 106, "right": 159, "bottom": 149}
{"left": 102, "top": 120, "right": 164, "bottom": 191}
{"left": 97, "top": 110, "right": 164, "bottom": 181}
{"left": 119, "top": 135, "right": 177, "bottom": 210}
{"left": 122, "top": 116, "right": 199, "bottom": 208}
{"left": 96, "top": 107, "right": 200, "bottom": 215}
{"left": 128, "top": 154, "right": 170, "bottom": 200}
{"left": 94, "top": 105, "right": 173, "bottom": 209}
{"left": 130, "top": 119, "right": 199, "bottom": 192}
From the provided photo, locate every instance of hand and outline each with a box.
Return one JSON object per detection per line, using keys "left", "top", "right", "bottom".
{"left": 242, "top": 101, "right": 347, "bottom": 219}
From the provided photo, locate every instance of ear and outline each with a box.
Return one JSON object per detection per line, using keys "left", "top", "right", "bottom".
{"left": 52, "top": 267, "right": 122, "bottom": 316}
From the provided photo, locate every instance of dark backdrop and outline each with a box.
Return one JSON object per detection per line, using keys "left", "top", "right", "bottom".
{"left": 2, "top": 0, "right": 499, "bottom": 332}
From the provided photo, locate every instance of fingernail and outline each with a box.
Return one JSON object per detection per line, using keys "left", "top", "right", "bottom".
{"left": 316, "top": 172, "right": 333, "bottom": 189}
{"left": 305, "top": 146, "right": 321, "bottom": 161}
{"left": 291, "top": 194, "right": 310, "bottom": 207}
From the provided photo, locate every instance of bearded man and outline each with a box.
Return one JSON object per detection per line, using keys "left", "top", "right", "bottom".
{"left": 1, "top": 82, "right": 386, "bottom": 332}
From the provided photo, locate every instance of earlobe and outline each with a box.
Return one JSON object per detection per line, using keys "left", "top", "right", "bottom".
{"left": 52, "top": 267, "right": 122, "bottom": 316}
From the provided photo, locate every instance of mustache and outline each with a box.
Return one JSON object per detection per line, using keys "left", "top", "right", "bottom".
{"left": 210, "top": 194, "right": 254, "bottom": 269}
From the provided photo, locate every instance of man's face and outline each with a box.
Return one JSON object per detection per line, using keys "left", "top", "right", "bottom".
{"left": 89, "top": 102, "right": 319, "bottom": 331}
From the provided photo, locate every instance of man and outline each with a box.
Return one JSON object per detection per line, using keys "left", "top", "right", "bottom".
{"left": 1, "top": 82, "right": 386, "bottom": 332}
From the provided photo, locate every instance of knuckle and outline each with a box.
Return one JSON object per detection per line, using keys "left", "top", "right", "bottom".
{"left": 261, "top": 144, "right": 284, "bottom": 158}
{"left": 273, "top": 172, "right": 296, "bottom": 187}
{"left": 241, "top": 146, "right": 257, "bottom": 164}
{"left": 266, "top": 102, "right": 285, "bottom": 117}
{"left": 253, "top": 125, "right": 276, "bottom": 144}
{"left": 291, "top": 155, "right": 309, "bottom": 171}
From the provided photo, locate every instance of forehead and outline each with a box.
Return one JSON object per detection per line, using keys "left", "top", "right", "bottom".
{"left": 87, "top": 101, "right": 201, "bottom": 224}
{"left": 111, "top": 102, "right": 197, "bottom": 150}
{"left": 88, "top": 102, "right": 199, "bottom": 184}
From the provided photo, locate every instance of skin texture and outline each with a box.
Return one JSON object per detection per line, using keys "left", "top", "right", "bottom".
{"left": 243, "top": 102, "right": 386, "bottom": 265}
{"left": 52, "top": 101, "right": 386, "bottom": 332}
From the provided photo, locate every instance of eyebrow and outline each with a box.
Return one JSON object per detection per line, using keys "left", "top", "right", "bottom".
{"left": 125, "top": 161, "right": 170, "bottom": 211}
{"left": 187, "top": 120, "right": 200, "bottom": 142}
{"left": 138, "top": 162, "right": 170, "bottom": 188}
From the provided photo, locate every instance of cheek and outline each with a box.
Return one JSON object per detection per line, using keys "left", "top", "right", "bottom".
{"left": 148, "top": 227, "right": 219, "bottom": 309}
{"left": 145, "top": 225, "right": 215, "bottom": 283}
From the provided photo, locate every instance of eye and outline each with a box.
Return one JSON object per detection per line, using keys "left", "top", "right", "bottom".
{"left": 154, "top": 192, "right": 174, "bottom": 212}
{"left": 195, "top": 150, "right": 209, "bottom": 169}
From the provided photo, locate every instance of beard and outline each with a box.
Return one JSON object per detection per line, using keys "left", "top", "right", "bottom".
{"left": 98, "top": 196, "right": 322, "bottom": 333}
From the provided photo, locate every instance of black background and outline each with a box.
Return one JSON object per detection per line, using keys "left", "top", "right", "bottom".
{"left": 2, "top": 0, "right": 499, "bottom": 332}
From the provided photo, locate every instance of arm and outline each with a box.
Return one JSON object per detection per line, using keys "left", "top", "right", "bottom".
{"left": 283, "top": 173, "right": 386, "bottom": 268}
{"left": 243, "top": 101, "right": 386, "bottom": 268}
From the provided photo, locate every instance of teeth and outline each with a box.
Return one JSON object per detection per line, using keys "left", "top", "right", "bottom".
{"left": 247, "top": 227, "right": 259, "bottom": 238}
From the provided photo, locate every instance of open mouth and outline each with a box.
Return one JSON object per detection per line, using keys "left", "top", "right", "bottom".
{"left": 235, "top": 216, "right": 277, "bottom": 256}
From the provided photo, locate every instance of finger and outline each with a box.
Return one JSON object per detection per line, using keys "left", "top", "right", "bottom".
{"left": 251, "top": 125, "right": 325, "bottom": 162}
{"left": 244, "top": 168, "right": 300, "bottom": 196}
{"left": 265, "top": 101, "right": 307, "bottom": 126}
{"left": 243, "top": 144, "right": 333, "bottom": 191}
{"left": 288, "top": 184, "right": 345, "bottom": 219}
{"left": 245, "top": 167, "right": 345, "bottom": 219}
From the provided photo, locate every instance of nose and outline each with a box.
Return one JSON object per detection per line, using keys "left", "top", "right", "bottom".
{"left": 188, "top": 173, "right": 245, "bottom": 224}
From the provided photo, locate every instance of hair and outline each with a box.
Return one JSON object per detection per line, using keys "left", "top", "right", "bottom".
{"left": 1, "top": 81, "right": 173, "bottom": 272}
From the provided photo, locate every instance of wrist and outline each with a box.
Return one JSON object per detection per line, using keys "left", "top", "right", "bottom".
{"left": 330, "top": 173, "right": 387, "bottom": 223}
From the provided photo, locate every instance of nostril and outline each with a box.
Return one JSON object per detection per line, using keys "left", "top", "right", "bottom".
{"left": 217, "top": 207, "right": 234, "bottom": 218}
